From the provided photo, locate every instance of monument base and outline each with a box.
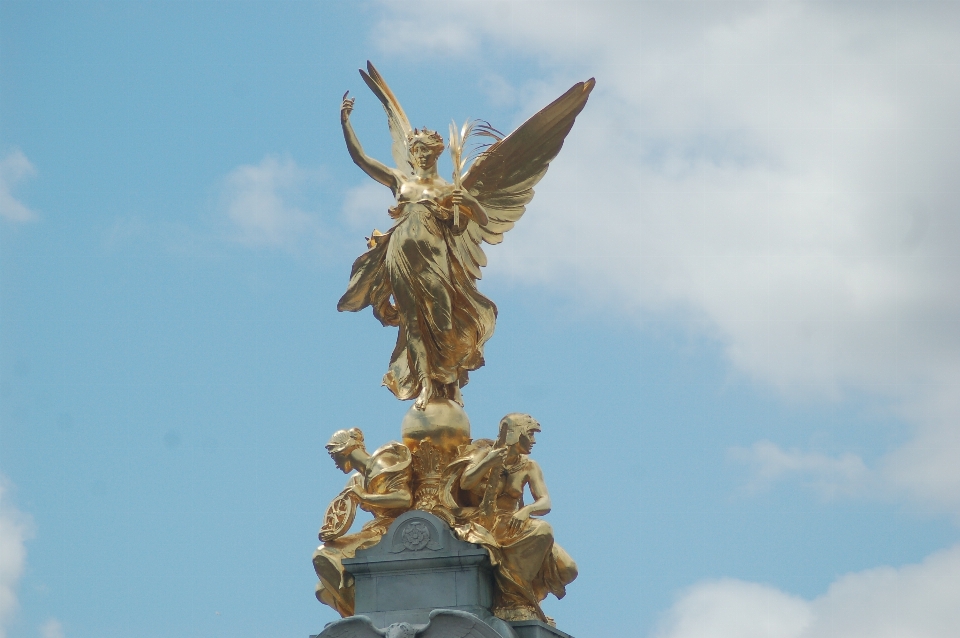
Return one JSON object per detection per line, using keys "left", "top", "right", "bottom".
{"left": 509, "top": 620, "right": 574, "bottom": 638}
{"left": 314, "top": 511, "right": 574, "bottom": 638}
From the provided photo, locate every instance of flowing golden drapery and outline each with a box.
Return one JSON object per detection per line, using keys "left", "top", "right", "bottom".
{"left": 456, "top": 513, "right": 578, "bottom": 622}
{"left": 338, "top": 201, "right": 497, "bottom": 401}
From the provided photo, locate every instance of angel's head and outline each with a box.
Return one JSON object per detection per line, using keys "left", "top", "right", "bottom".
{"left": 407, "top": 128, "right": 445, "bottom": 171}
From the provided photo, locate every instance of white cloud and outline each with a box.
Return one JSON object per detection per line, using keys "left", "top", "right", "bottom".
{"left": 654, "top": 544, "right": 960, "bottom": 638}
{"left": 0, "top": 149, "right": 38, "bottom": 223}
{"left": 219, "top": 155, "right": 321, "bottom": 249}
{"left": 0, "top": 476, "right": 33, "bottom": 638}
{"left": 39, "top": 619, "right": 63, "bottom": 638}
{"left": 656, "top": 579, "right": 812, "bottom": 638}
{"left": 730, "top": 441, "right": 869, "bottom": 499}
{"left": 370, "top": 12, "right": 478, "bottom": 58}
{"left": 373, "top": 1, "right": 960, "bottom": 509}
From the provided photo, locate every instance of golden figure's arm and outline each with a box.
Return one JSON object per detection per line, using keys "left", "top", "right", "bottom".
{"left": 353, "top": 487, "right": 412, "bottom": 509}
{"left": 341, "top": 94, "right": 401, "bottom": 192}
{"left": 509, "top": 460, "right": 551, "bottom": 529}
{"left": 523, "top": 460, "right": 552, "bottom": 516}
{"left": 460, "top": 447, "right": 504, "bottom": 491}
{"left": 349, "top": 480, "right": 412, "bottom": 510}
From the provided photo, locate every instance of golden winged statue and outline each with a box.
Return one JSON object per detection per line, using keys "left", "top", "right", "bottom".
{"left": 338, "top": 62, "right": 595, "bottom": 410}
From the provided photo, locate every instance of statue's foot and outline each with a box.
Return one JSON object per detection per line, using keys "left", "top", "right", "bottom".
{"left": 414, "top": 382, "right": 433, "bottom": 411}
{"left": 451, "top": 385, "right": 464, "bottom": 407}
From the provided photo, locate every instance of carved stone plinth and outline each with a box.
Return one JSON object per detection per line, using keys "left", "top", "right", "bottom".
{"left": 509, "top": 620, "right": 575, "bottom": 638}
{"left": 313, "top": 511, "right": 576, "bottom": 638}
{"left": 342, "top": 511, "right": 495, "bottom": 627}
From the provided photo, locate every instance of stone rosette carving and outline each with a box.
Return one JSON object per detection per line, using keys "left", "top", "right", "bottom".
{"left": 390, "top": 517, "right": 442, "bottom": 553}
{"left": 401, "top": 520, "right": 431, "bottom": 550}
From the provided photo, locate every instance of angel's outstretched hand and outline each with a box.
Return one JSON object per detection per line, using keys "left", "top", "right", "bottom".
{"left": 341, "top": 91, "right": 355, "bottom": 122}
{"left": 451, "top": 188, "right": 463, "bottom": 207}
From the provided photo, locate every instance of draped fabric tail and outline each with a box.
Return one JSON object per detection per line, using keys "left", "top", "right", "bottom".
{"left": 454, "top": 517, "right": 576, "bottom": 621}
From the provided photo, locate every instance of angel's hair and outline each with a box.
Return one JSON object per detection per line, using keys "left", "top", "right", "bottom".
{"left": 497, "top": 413, "right": 541, "bottom": 447}
{"left": 325, "top": 428, "right": 366, "bottom": 455}
{"left": 407, "top": 128, "right": 445, "bottom": 154}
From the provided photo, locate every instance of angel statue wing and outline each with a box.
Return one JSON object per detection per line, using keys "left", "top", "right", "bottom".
{"left": 359, "top": 61, "right": 414, "bottom": 176}
{"left": 450, "top": 78, "right": 595, "bottom": 280}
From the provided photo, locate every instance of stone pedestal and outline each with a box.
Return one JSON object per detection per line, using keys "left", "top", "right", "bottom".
{"left": 343, "top": 510, "right": 494, "bottom": 627}
{"left": 509, "top": 620, "right": 575, "bottom": 638}
{"left": 314, "top": 511, "right": 575, "bottom": 638}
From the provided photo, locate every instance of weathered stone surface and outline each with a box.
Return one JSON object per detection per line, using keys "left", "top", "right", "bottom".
{"left": 342, "top": 511, "right": 494, "bottom": 627}
{"left": 314, "top": 511, "right": 571, "bottom": 638}
{"left": 508, "top": 620, "right": 574, "bottom": 638}
{"left": 316, "top": 608, "right": 505, "bottom": 638}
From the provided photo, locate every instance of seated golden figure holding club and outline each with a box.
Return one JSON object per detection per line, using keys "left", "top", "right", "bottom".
{"left": 444, "top": 414, "right": 578, "bottom": 624}
{"left": 312, "top": 428, "right": 412, "bottom": 617}
{"left": 337, "top": 62, "right": 595, "bottom": 410}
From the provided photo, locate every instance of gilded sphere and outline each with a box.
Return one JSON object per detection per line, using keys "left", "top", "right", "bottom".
{"left": 400, "top": 399, "right": 471, "bottom": 452}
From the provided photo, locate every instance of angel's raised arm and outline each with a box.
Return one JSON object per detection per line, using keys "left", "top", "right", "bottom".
{"left": 341, "top": 93, "right": 401, "bottom": 192}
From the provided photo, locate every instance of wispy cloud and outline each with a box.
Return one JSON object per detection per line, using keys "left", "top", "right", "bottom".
{"left": 0, "top": 476, "right": 33, "bottom": 638}
{"left": 371, "top": 14, "right": 478, "bottom": 58}
{"left": 654, "top": 544, "right": 960, "bottom": 638}
{"left": 219, "top": 155, "right": 322, "bottom": 250}
{"left": 730, "top": 441, "right": 869, "bottom": 499}
{"left": 373, "top": 1, "right": 960, "bottom": 511}
{"left": 0, "top": 150, "right": 38, "bottom": 223}
{"left": 39, "top": 619, "right": 64, "bottom": 638}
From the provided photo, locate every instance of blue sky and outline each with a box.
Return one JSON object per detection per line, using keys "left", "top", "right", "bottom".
{"left": 2, "top": 2, "right": 959, "bottom": 637}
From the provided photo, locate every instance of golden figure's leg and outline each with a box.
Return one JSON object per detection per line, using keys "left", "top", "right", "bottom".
{"left": 389, "top": 265, "right": 433, "bottom": 407}
{"left": 415, "top": 377, "right": 434, "bottom": 410}
{"left": 552, "top": 542, "right": 578, "bottom": 588}
{"left": 451, "top": 383, "right": 463, "bottom": 406}
{"left": 312, "top": 546, "right": 354, "bottom": 617}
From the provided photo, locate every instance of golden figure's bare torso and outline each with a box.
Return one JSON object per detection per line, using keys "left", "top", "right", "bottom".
{"left": 396, "top": 176, "right": 450, "bottom": 205}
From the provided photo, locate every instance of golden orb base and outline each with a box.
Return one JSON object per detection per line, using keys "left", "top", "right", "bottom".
{"left": 400, "top": 399, "right": 471, "bottom": 515}
{"left": 400, "top": 398, "right": 471, "bottom": 453}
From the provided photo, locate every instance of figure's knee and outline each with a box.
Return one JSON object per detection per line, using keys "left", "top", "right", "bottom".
{"left": 312, "top": 546, "right": 326, "bottom": 570}
{"left": 312, "top": 546, "right": 342, "bottom": 582}
{"left": 552, "top": 544, "right": 578, "bottom": 585}
{"left": 529, "top": 519, "right": 554, "bottom": 538}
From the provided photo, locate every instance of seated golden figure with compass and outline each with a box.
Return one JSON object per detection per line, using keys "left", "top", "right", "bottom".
{"left": 311, "top": 428, "right": 412, "bottom": 617}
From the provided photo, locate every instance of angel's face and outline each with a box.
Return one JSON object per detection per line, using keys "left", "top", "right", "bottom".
{"left": 410, "top": 143, "right": 439, "bottom": 171}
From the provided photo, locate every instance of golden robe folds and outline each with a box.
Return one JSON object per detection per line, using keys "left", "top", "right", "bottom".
{"left": 338, "top": 200, "right": 496, "bottom": 401}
